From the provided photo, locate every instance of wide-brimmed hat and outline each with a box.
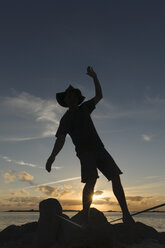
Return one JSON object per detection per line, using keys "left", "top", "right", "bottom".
{"left": 56, "top": 85, "right": 85, "bottom": 107}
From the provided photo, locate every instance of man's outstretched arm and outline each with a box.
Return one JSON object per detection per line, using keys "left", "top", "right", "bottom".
{"left": 87, "top": 66, "right": 103, "bottom": 105}
{"left": 45, "top": 134, "right": 66, "bottom": 172}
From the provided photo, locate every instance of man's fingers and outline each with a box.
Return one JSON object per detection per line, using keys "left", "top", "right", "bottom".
{"left": 87, "top": 67, "right": 91, "bottom": 74}
{"left": 87, "top": 66, "right": 96, "bottom": 78}
{"left": 46, "top": 161, "right": 51, "bottom": 172}
{"left": 45, "top": 156, "right": 55, "bottom": 172}
{"left": 46, "top": 166, "right": 51, "bottom": 173}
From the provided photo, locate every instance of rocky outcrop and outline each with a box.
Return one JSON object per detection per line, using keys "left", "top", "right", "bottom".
{"left": 0, "top": 198, "right": 165, "bottom": 248}
{"left": 0, "top": 222, "right": 37, "bottom": 248}
{"left": 114, "top": 222, "right": 160, "bottom": 247}
{"left": 34, "top": 198, "right": 63, "bottom": 248}
{"left": 62, "top": 208, "right": 114, "bottom": 248}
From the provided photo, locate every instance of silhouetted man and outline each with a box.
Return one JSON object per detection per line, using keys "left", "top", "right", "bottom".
{"left": 46, "top": 67, "right": 135, "bottom": 224}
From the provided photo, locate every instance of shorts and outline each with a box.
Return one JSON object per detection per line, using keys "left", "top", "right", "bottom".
{"left": 77, "top": 148, "right": 123, "bottom": 183}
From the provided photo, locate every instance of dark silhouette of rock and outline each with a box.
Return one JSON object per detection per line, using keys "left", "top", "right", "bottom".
{"left": 0, "top": 222, "right": 37, "bottom": 247}
{"left": 158, "top": 232, "right": 165, "bottom": 244}
{"left": 35, "top": 198, "right": 64, "bottom": 248}
{"left": 62, "top": 208, "right": 114, "bottom": 248}
{"left": 71, "top": 207, "right": 108, "bottom": 226}
{"left": 0, "top": 198, "right": 165, "bottom": 248}
{"left": 0, "top": 224, "right": 21, "bottom": 243}
{"left": 114, "top": 221, "right": 159, "bottom": 245}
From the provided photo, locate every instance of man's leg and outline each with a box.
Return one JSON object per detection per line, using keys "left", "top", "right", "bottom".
{"left": 112, "top": 175, "right": 135, "bottom": 223}
{"left": 82, "top": 178, "right": 97, "bottom": 223}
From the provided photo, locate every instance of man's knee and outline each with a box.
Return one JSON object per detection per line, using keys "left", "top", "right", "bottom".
{"left": 85, "top": 177, "right": 97, "bottom": 187}
{"left": 111, "top": 175, "right": 121, "bottom": 186}
{"left": 83, "top": 178, "right": 97, "bottom": 194}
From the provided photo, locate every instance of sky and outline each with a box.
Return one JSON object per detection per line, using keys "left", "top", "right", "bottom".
{"left": 0, "top": 0, "right": 165, "bottom": 212}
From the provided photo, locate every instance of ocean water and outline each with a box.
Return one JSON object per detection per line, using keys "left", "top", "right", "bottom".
{"left": 0, "top": 211, "right": 164, "bottom": 233}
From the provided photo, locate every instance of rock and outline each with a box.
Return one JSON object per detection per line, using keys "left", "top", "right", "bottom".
{"left": 0, "top": 225, "right": 21, "bottom": 244}
{"left": 128, "top": 239, "right": 165, "bottom": 248}
{"left": 21, "top": 221, "right": 38, "bottom": 233}
{"left": 0, "top": 222, "right": 37, "bottom": 245}
{"left": 71, "top": 207, "right": 108, "bottom": 226}
{"left": 35, "top": 198, "right": 64, "bottom": 248}
{"left": 61, "top": 208, "right": 114, "bottom": 248}
{"left": 114, "top": 221, "right": 159, "bottom": 245}
{"left": 158, "top": 232, "right": 165, "bottom": 244}
{"left": 39, "top": 198, "right": 62, "bottom": 217}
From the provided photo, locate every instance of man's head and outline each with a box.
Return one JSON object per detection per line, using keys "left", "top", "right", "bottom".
{"left": 56, "top": 85, "right": 85, "bottom": 108}
{"left": 64, "top": 89, "right": 79, "bottom": 108}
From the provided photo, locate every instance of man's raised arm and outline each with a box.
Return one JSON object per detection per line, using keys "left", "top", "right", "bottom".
{"left": 86, "top": 66, "right": 103, "bottom": 105}
{"left": 45, "top": 134, "right": 66, "bottom": 172}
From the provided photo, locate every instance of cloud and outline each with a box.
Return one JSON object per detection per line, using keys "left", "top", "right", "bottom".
{"left": 1, "top": 194, "right": 165, "bottom": 211}
{"left": 3, "top": 170, "right": 34, "bottom": 185}
{"left": 126, "top": 196, "right": 148, "bottom": 202}
{"left": 64, "top": 185, "right": 72, "bottom": 189}
{"left": 10, "top": 189, "right": 30, "bottom": 196}
{"left": 142, "top": 134, "right": 152, "bottom": 142}
{"left": 35, "top": 185, "right": 73, "bottom": 198}
{"left": 93, "top": 199, "right": 118, "bottom": 206}
{"left": 19, "top": 189, "right": 30, "bottom": 195}
{"left": 35, "top": 185, "right": 59, "bottom": 196}
{"left": 94, "top": 96, "right": 165, "bottom": 122}
{"left": 1, "top": 155, "right": 40, "bottom": 168}
{"left": 3, "top": 170, "right": 17, "bottom": 183}
{"left": 25, "top": 176, "right": 81, "bottom": 189}
{"left": 144, "top": 175, "right": 162, "bottom": 180}
{"left": 0, "top": 155, "right": 61, "bottom": 170}
{"left": 17, "top": 171, "right": 34, "bottom": 185}
{"left": 5, "top": 196, "right": 44, "bottom": 209}
{"left": 92, "top": 195, "right": 162, "bottom": 212}
{"left": 125, "top": 179, "right": 165, "bottom": 195}
{"left": 94, "top": 190, "right": 104, "bottom": 196}
{"left": 1, "top": 92, "right": 165, "bottom": 144}
{"left": 93, "top": 98, "right": 146, "bottom": 120}
{"left": 145, "top": 96, "right": 165, "bottom": 105}
{"left": 2, "top": 197, "right": 82, "bottom": 210}
{"left": 60, "top": 199, "right": 82, "bottom": 206}
{"left": 124, "top": 195, "right": 163, "bottom": 211}
{"left": 0, "top": 92, "right": 64, "bottom": 142}
{"left": 51, "top": 166, "right": 62, "bottom": 170}
{"left": 102, "top": 197, "right": 111, "bottom": 202}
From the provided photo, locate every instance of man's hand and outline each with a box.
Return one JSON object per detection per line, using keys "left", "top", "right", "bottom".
{"left": 87, "top": 66, "right": 103, "bottom": 105}
{"left": 86, "top": 66, "right": 97, "bottom": 78}
{"left": 45, "top": 155, "right": 55, "bottom": 172}
{"left": 45, "top": 135, "right": 65, "bottom": 173}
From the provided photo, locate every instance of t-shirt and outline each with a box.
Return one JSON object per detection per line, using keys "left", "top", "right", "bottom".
{"left": 55, "top": 99, "right": 104, "bottom": 154}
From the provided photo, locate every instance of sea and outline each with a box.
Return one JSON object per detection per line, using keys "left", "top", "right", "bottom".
{"left": 0, "top": 211, "right": 165, "bottom": 233}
